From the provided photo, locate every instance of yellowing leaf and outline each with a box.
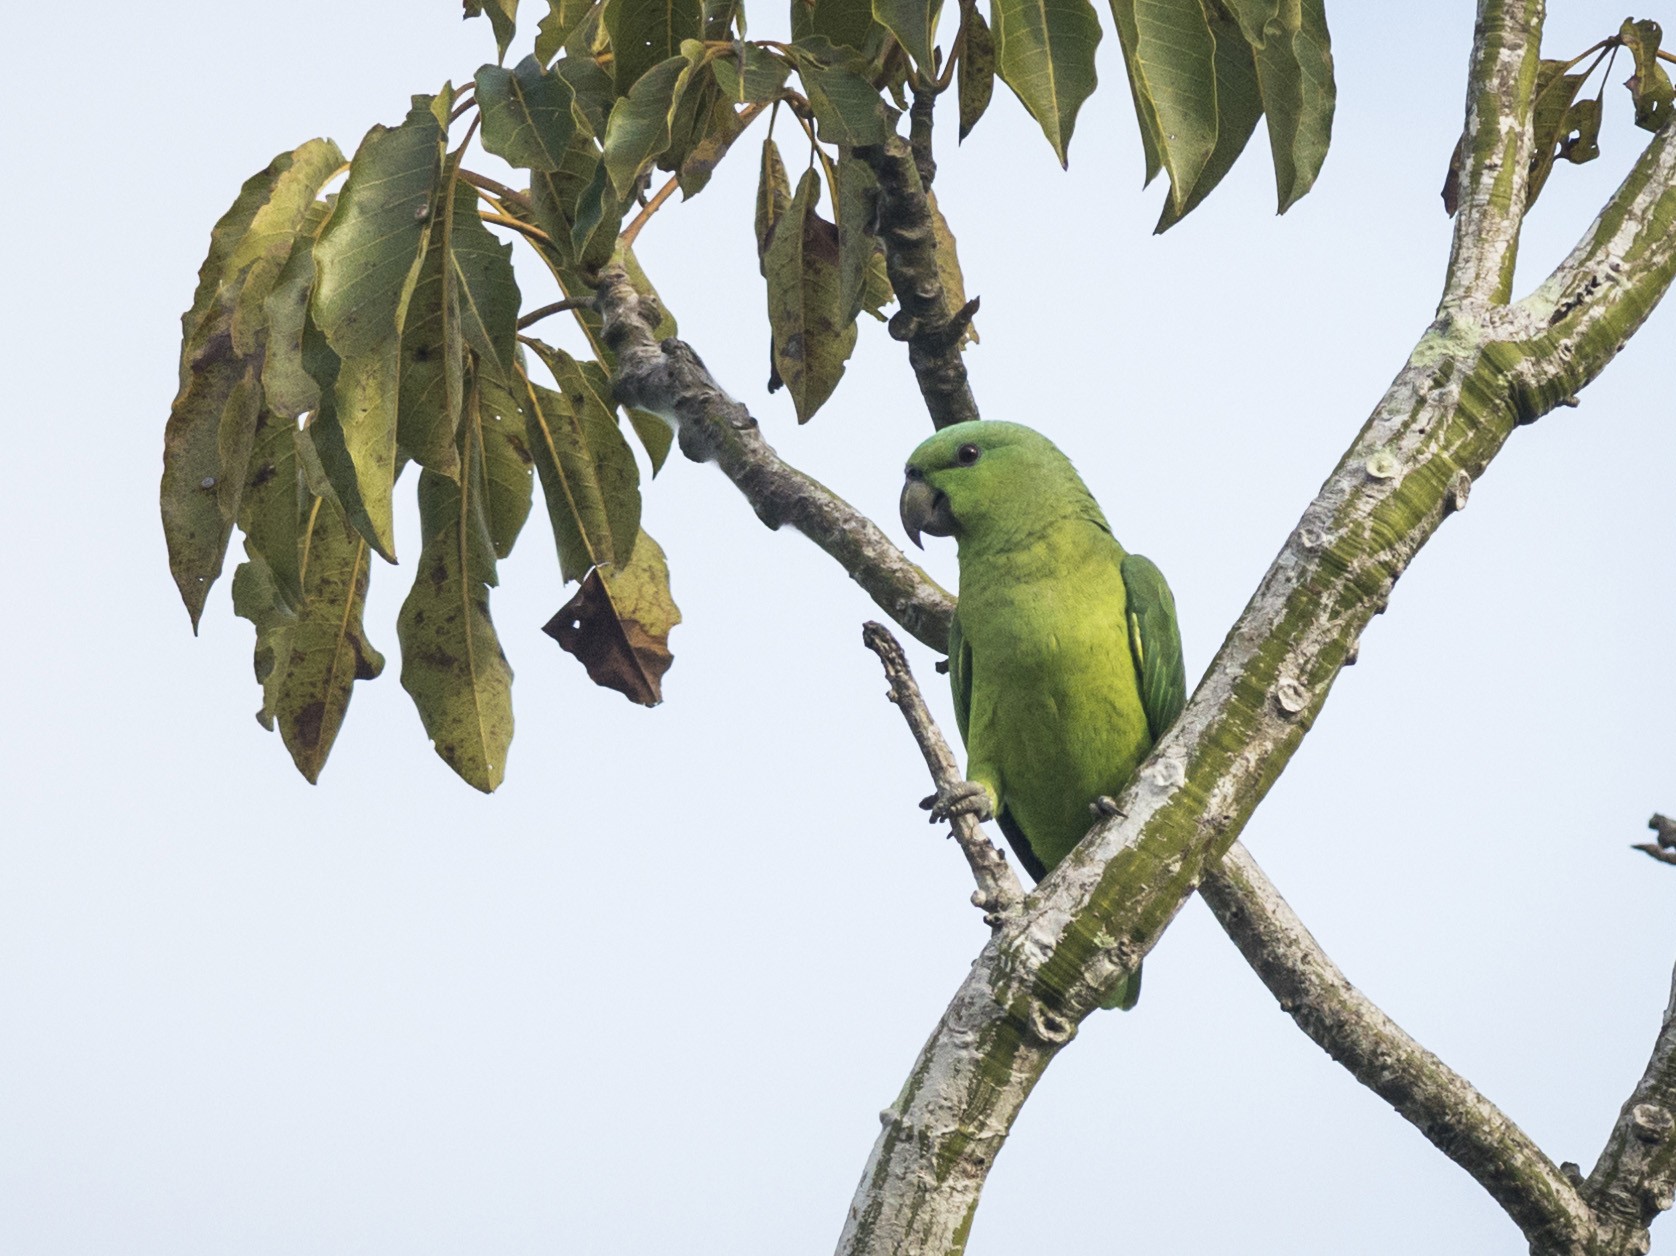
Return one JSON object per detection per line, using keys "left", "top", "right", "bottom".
{"left": 544, "top": 530, "right": 680, "bottom": 705}
{"left": 764, "top": 168, "right": 859, "bottom": 422}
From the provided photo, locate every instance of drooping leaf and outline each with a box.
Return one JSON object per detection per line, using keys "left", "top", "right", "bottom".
{"left": 836, "top": 153, "right": 881, "bottom": 320}
{"left": 311, "top": 96, "right": 448, "bottom": 558}
{"left": 602, "top": 0, "right": 704, "bottom": 91}
{"left": 397, "top": 201, "right": 466, "bottom": 477}
{"left": 677, "top": 93, "right": 751, "bottom": 196}
{"left": 477, "top": 371, "right": 537, "bottom": 556}
{"left": 558, "top": 49, "right": 618, "bottom": 136}
{"left": 796, "top": 54, "right": 893, "bottom": 144}
{"left": 1622, "top": 18, "right": 1675, "bottom": 133}
{"left": 990, "top": 0, "right": 1101, "bottom": 165}
{"left": 755, "top": 137, "right": 793, "bottom": 276}
{"left": 958, "top": 3, "right": 996, "bottom": 140}
{"left": 238, "top": 406, "right": 306, "bottom": 606}
{"left": 544, "top": 530, "right": 680, "bottom": 704}
{"left": 518, "top": 350, "right": 642, "bottom": 580}
{"left": 262, "top": 199, "right": 333, "bottom": 420}
{"left": 792, "top": 0, "right": 888, "bottom": 54}
{"left": 1155, "top": 4, "right": 1263, "bottom": 232}
{"left": 571, "top": 157, "right": 629, "bottom": 269}
{"left": 704, "top": 0, "right": 745, "bottom": 37}
{"left": 602, "top": 53, "right": 693, "bottom": 197}
{"left": 1524, "top": 60, "right": 1591, "bottom": 209}
{"left": 398, "top": 412, "right": 515, "bottom": 793}
{"left": 535, "top": 0, "right": 596, "bottom": 62}
{"left": 874, "top": 0, "right": 943, "bottom": 80}
{"left": 764, "top": 167, "right": 859, "bottom": 422}
{"left": 232, "top": 494, "right": 385, "bottom": 783}
{"left": 476, "top": 55, "right": 580, "bottom": 171}
{"left": 1228, "top": 0, "right": 1335, "bottom": 211}
{"left": 447, "top": 179, "right": 522, "bottom": 379}
{"left": 1109, "top": 0, "right": 1217, "bottom": 203}
{"left": 163, "top": 140, "right": 344, "bottom": 627}
{"left": 926, "top": 190, "right": 974, "bottom": 339}
{"left": 660, "top": 46, "right": 729, "bottom": 181}
{"left": 714, "top": 41, "right": 791, "bottom": 101}
{"left": 464, "top": 0, "right": 520, "bottom": 61}
{"left": 1561, "top": 96, "right": 1603, "bottom": 164}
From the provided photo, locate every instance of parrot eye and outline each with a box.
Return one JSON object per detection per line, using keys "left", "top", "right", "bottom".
{"left": 905, "top": 464, "right": 923, "bottom": 480}
{"left": 957, "top": 443, "right": 982, "bottom": 465}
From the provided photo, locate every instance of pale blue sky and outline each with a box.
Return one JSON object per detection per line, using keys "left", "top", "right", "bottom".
{"left": 5, "top": 3, "right": 1674, "bottom": 1253}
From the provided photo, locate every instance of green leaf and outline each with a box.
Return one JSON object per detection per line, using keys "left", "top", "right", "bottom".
{"left": 557, "top": 51, "right": 618, "bottom": 136}
{"left": 926, "top": 189, "right": 974, "bottom": 339}
{"left": 677, "top": 92, "right": 751, "bottom": 196}
{"left": 1229, "top": 0, "right": 1335, "bottom": 211}
{"left": 571, "top": 157, "right": 629, "bottom": 269}
{"left": 792, "top": 0, "right": 887, "bottom": 55}
{"left": 396, "top": 203, "right": 465, "bottom": 478}
{"left": 602, "top": 0, "right": 704, "bottom": 92}
{"left": 602, "top": 53, "right": 693, "bottom": 197}
{"left": 448, "top": 180, "right": 522, "bottom": 379}
{"left": 519, "top": 348, "right": 643, "bottom": 580}
{"left": 232, "top": 494, "right": 385, "bottom": 783}
{"left": 1155, "top": 3, "right": 1263, "bottom": 232}
{"left": 536, "top": 0, "right": 596, "bottom": 61}
{"left": 1524, "top": 59, "right": 1591, "bottom": 209}
{"left": 464, "top": 0, "right": 520, "bottom": 61}
{"left": 874, "top": 0, "right": 943, "bottom": 80}
{"left": 477, "top": 55, "right": 580, "bottom": 171}
{"left": 544, "top": 529, "right": 680, "bottom": 704}
{"left": 958, "top": 3, "right": 996, "bottom": 140}
{"left": 1620, "top": 18, "right": 1674, "bottom": 133}
{"left": 764, "top": 168, "right": 859, "bottom": 422}
{"left": 755, "top": 137, "right": 793, "bottom": 276}
{"left": 796, "top": 55, "right": 893, "bottom": 144}
{"left": 836, "top": 153, "right": 881, "bottom": 320}
{"left": 713, "top": 41, "right": 791, "bottom": 101}
{"left": 1108, "top": 0, "right": 1216, "bottom": 202}
{"left": 163, "top": 141, "right": 344, "bottom": 627}
{"left": 477, "top": 372, "right": 537, "bottom": 556}
{"left": 262, "top": 199, "right": 333, "bottom": 420}
{"left": 1561, "top": 96, "right": 1602, "bottom": 164}
{"left": 238, "top": 406, "right": 306, "bottom": 606}
{"left": 398, "top": 418, "right": 515, "bottom": 793}
{"left": 312, "top": 97, "right": 448, "bottom": 558}
{"left": 990, "top": 0, "right": 1101, "bottom": 165}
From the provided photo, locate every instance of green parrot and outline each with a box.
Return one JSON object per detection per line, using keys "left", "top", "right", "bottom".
{"left": 899, "top": 420, "right": 1186, "bottom": 1009}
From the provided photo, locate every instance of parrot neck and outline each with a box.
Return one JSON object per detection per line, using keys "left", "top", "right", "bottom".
{"left": 955, "top": 510, "right": 1124, "bottom": 577}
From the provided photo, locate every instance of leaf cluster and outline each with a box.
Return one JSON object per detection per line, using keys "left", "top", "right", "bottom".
{"left": 164, "top": 0, "right": 1343, "bottom": 790}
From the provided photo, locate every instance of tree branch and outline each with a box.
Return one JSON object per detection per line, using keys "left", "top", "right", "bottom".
{"left": 1583, "top": 953, "right": 1676, "bottom": 1252}
{"left": 593, "top": 269, "right": 954, "bottom": 650}
{"left": 1633, "top": 813, "right": 1676, "bottom": 866}
{"left": 1441, "top": 0, "right": 1545, "bottom": 311}
{"left": 862, "top": 622, "right": 1025, "bottom": 927}
{"left": 854, "top": 133, "right": 980, "bottom": 430}
{"left": 1201, "top": 844, "right": 1595, "bottom": 1253}
{"left": 836, "top": 55, "right": 1676, "bottom": 1254}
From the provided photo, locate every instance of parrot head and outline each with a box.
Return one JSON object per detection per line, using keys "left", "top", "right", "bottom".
{"left": 899, "top": 420, "right": 1102, "bottom": 550}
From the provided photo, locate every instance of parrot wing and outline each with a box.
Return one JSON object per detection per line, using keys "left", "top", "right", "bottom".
{"left": 948, "top": 609, "right": 1049, "bottom": 883}
{"left": 1120, "top": 553, "right": 1187, "bottom": 741}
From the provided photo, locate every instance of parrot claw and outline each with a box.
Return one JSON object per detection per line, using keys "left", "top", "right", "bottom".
{"left": 1090, "top": 795, "right": 1124, "bottom": 819}
{"left": 920, "top": 780, "right": 994, "bottom": 824}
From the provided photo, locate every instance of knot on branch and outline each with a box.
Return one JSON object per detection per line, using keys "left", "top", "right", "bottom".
{"left": 1630, "top": 1103, "right": 1674, "bottom": 1144}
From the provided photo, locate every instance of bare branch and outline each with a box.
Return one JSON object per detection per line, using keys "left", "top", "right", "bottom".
{"left": 862, "top": 622, "right": 1025, "bottom": 926}
{"left": 1201, "top": 844, "right": 1594, "bottom": 1253}
{"left": 1441, "top": 0, "right": 1545, "bottom": 310}
{"left": 593, "top": 269, "right": 954, "bottom": 650}
{"left": 853, "top": 135, "right": 980, "bottom": 429}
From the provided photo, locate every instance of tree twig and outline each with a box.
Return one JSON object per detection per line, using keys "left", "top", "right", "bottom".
{"left": 1632, "top": 813, "right": 1676, "bottom": 865}
{"left": 862, "top": 622, "right": 1025, "bottom": 927}
{"left": 515, "top": 299, "right": 585, "bottom": 330}
{"left": 1201, "top": 843, "right": 1595, "bottom": 1254}
{"left": 619, "top": 173, "right": 681, "bottom": 251}
{"left": 853, "top": 134, "right": 980, "bottom": 429}
{"left": 593, "top": 269, "right": 954, "bottom": 650}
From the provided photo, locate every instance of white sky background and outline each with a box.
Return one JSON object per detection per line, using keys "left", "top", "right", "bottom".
{"left": 5, "top": 1, "right": 1675, "bottom": 1252}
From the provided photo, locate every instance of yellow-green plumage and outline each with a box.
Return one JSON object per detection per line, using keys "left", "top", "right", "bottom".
{"left": 901, "top": 421, "right": 1186, "bottom": 1009}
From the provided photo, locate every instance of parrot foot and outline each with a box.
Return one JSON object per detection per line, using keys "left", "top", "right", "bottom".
{"left": 1090, "top": 795, "right": 1124, "bottom": 819}
{"left": 920, "top": 780, "right": 994, "bottom": 824}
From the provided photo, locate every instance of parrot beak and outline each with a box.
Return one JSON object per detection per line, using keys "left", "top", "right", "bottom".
{"left": 899, "top": 473, "right": 956, "bottom": 549}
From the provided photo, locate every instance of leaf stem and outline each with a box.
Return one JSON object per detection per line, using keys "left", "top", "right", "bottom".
{"left": 479, "top": 211, "right": 556, "bottom": 246}
{"left": 515, "top": 299, "right": 587, "bottom": 330}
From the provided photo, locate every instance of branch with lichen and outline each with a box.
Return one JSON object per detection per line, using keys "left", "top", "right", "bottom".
{"left": 593, "top": 270, "right": 953, "bottom": 650}
{"left": 862, "top": 621, "right": 1024, "bottom": 927}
